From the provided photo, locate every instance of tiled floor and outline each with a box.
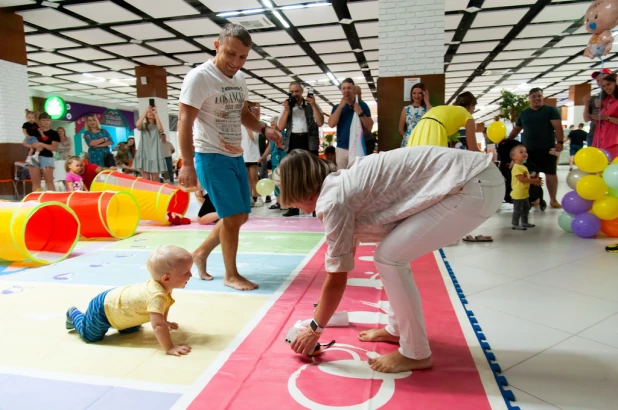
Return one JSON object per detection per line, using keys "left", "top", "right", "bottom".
{"left": 443, "top": 166, "right": 618, "bottom": 410}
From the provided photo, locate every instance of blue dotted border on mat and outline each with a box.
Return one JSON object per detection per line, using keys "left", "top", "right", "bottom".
{"left": 438, "top": 249, "right": 520, "bottom": 410}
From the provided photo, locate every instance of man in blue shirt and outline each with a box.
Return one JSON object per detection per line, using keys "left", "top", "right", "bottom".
{"left": 328, "top": 78, "right": 373, "bottom": 169}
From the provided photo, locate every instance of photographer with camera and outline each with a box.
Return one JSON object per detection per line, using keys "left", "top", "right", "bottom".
{"left": 277, "top": 80, "right": 325, "bottom": 217}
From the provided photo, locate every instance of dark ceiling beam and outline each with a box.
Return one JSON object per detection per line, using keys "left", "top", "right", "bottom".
{"left": 444, "top": 0, "right": 485, "bottom": 65}
{"left": 446, "top": 0, "right": 552, "bottom": 104}
{"left": 330, "top": 0, "right": 377, "bottom": 99}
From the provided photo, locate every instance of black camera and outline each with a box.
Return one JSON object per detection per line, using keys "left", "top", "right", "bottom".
{"left": 287, "top": 92, "right": 296, "bottom": 107}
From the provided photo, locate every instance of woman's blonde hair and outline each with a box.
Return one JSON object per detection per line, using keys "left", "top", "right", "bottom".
{"left": 275, "top": 150, "right": 337, "bottom": 207}
{"left": 64, "top": 156, "right": 82, "bottom": 172}
{"left": 85, "top": 114, "right": 101, "bottom": 133}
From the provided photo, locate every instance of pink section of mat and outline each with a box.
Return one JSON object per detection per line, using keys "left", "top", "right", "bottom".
{"left": 138, "top": 217, "right": 325, "bottom": 232}
{"left": 188, "top": 244, "right": 492, "bottom": 410}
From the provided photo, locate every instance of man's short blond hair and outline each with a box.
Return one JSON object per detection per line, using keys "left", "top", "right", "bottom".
{"left": 146, "top": 245, "right": 193, "bottom": 279}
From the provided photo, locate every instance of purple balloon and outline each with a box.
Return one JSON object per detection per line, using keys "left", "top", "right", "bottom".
{"left": 561, "top": 191, "right": 593, "bottom": 215}
{"left": 571, "top": 213, "right": 601, "bottom": 238}
{"left": 600, "top": 148, "right": 613, "bottom": 163}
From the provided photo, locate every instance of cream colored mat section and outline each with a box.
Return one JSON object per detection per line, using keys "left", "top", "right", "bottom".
{"left": 0, "top": 281, "right": 267, "bottom": 386}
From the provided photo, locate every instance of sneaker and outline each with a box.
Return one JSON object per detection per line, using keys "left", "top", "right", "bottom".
{"left": 283, "top": 208, "right": 300, "bottom": 217}
{"left": 512, "top": 225, "right": 527, "bottom": 230}
{"left": 254, "top": 197, "right": 264, "bottom": 207}
{"left": 32, "top": 152, "right": 40, "bottom": 161}
{"left": 66, "top": 307, "right": 76, "bottom": 330}
{"left": 521, "top": 223, "right": 535, "bottom": 228}
{"left": 25, "top": 156, "right": 34, "bottom": 166}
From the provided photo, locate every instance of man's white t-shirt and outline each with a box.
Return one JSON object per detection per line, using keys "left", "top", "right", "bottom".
{"left": 179, "top": 60, "right": 248, "bottom": 157}
{"left": 278, "top": 104, "right": 308, "bottom": 133}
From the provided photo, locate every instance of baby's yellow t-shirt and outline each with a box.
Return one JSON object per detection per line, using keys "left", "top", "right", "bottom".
{"left": 511, "top": 163, "right": 530, "bottom": 200}
{"left": 103, "top": 280, "right": 174, "bottom": 330}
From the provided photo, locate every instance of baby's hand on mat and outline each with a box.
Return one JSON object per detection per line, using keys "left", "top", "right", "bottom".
{"left": 167, "top": 321, "right": 179, "bottom": 330}
{"left": 167, "top": 344, "right": 191, "bottom": 356}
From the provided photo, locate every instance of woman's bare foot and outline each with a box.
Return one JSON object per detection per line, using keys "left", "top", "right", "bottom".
{"left": 192, "top": 251, "right": 212, "bottom": 280}
{"left": 358, "top": 328, "right": 400, "bottom": 344}
{"left": 368, "top": 351, "right": 433, "bottom": 373}
{"left": 224, "top": 274, "right": 259, "bottom": 291}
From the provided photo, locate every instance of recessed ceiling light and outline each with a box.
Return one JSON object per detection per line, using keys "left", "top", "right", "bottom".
{"left": 353, "top": 48, "right": 363, "bottom": 53}
{"left": 340, "top": 18, "right": 353, "bottom": 24}
{"left": 281, "top": 5, "right": 304, "bottom": 10}
{"left": 217, "top": 11, "right": 241, "bottom": 17}
{"left": 261, "top": 0, "right": 274, "bottom": 8}
{"left": 465, "top": 6, "right": 481, "bottom": 13}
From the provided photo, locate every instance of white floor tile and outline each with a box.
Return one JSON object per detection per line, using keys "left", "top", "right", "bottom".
{"left": 510, "top": 387, "right": 562, "bottom": 410}
{"left": 468, "top": 280, "right": 618, "bottom": 334}
{"left": 466, "top": 305, "right": 571, "bottom": 371}
{"left": 443, "top": 262, "right": 516, "bottom": 296}
{"left": 578, "top": 313, "right": 618, "bottom": 350}
{"left": 525, "top": 263, "right": 618, "bottom": 302}
{"left": 505, "top": 336, "right": 618, "bottom": 410}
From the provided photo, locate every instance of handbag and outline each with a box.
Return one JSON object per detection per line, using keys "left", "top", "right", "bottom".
{"left": 103, "top": 152, "right": 116, "bottom": 168}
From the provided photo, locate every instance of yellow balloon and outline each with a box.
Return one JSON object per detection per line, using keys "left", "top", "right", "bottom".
{"left": 256, "top": 178, "right": 275, "bottom": 196}
{"left": 613, "top": 157, "right": 618, "bottom": 165}
{"left": 576, "top": 175, "right": 608, "bottom": 201}
{"left": 592, "top": 196, "right": 618, "bottom": 221}
{"left": 487, "top": 122, "right": 506, "bottom": 144}
{"left": 574, "top": 147, "right": 609, "bottom": 173}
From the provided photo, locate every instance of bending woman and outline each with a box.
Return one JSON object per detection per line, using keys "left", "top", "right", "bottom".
{"left": 408, "top": 92, "right": 480, "bottom": 151}
{"left": 276, "top": 146, "right": 504, "bottom": 373}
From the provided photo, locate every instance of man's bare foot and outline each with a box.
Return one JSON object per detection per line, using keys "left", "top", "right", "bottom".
{"left": 368, "top": 351, "right": 433, "bottom": 373}
{"left": 224, "top": 274, "right": 259, "bottom": 291}
{"left": 192, "top": 250, "right": 213, "bottom": 280}
{"left": 358, "top": 328, "right": 400, "bottom": 344}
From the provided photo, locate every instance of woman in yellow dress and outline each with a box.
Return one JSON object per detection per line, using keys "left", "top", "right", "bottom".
{"left": 408, "top": 92, "right": 493, "bottom": 242}
{"left": 407, "top": 92, "right": 480, "bottom": 152}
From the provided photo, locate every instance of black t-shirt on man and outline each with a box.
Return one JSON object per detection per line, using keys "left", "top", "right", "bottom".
{"left": 37, "top": 129, "right": 60, "bottom": 157}
{"left": 569, "top": 129, "right": 588, "bottom": 146}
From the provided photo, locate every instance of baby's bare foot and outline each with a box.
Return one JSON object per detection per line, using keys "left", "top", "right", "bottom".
{"left": 358, "top": 328, "right": 400, "bottom": 344}
{"left": 368, "top": 351, "right": 433, "bottom": 373}
{"left": 224, "top": 274, "right": 259, "bottom": 291}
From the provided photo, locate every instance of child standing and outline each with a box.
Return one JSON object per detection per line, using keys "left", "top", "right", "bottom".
{"left": 510, "top": 145, "right": 543, "bottom": 230}
{"left": 66, "top": 245, "right": 193, "bottom": 357}
{"left": 22, "top": 110, "right": 42, "bottom": 166}
{"left": 64, "top": 157, "right": 86, "bottom": 192}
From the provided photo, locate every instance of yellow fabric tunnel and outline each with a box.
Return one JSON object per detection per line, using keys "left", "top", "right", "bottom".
{"left": 0, "top": 201, "right": 79, "bottom": 265}
{"left": 90, "top": 170, "right": 190, "bottom": 225}
{"left": 23, "top": 191, "right": 140, "bottom": 240}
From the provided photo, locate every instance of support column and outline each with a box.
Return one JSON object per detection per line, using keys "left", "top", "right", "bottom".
{"left": 0, "top": 11, "right": 30, "bottom": 196}
{"left": 377, "top": 0, "right": 445, "bottom": 151}
{"left": 567, "top": 83, "right": 591, "bottom": 127}
{"left": 134, "top": 66, "right": 173, "bottom": 156}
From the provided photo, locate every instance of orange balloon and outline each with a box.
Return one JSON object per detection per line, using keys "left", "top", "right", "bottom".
{"left": 600, "top": 217, "right": 618, "bottom": 238}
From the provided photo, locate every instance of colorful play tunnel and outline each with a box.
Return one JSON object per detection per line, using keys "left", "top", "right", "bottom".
{"left": 90, "top": 170, "right": 190, "bottom": 225}
{"left": 24, "top": 191, "right": 140, "bottom": 240}
{"left": 0, "top": 201, "right": 79, "bottom": 265}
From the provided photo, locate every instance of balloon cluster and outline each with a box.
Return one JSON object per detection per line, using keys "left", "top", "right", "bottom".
{"left": 559, "top": 147, "right": 618, "bottom": 238}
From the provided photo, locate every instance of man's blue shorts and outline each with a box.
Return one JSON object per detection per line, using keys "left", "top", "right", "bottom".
{"left": 195, "top": 153, "right": 252, "bottom": 219}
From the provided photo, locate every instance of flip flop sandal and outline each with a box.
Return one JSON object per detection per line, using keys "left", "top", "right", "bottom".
{"left": 269, "top": 203, "right": 281, "bottom": 210}
{"left": 462, "top": 235, "right": 493, "bottom": 242}
{"left": 606, "top": 243, "right": 618, "bottom": 253}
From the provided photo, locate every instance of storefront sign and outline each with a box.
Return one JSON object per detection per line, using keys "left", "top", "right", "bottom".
{"left": 44, "top": 96, "right": 67, "bottom": 120}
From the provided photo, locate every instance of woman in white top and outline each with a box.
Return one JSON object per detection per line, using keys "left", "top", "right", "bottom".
{"left": 276, "top": 146, "right": 504, "bottom": 373}
{"left": 56, "top": 127, "right": 73, "bottom": 160}
{"left": 241, "top": 104, "right": 264, "bottom": 207}
{"left": 398, "top": 83, "right": 432, "bottom": 148}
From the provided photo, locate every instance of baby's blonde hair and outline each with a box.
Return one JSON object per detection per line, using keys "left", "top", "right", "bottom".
{"left": 275, "top": 149, "right": 337, "bottom": 208}
{"left": 65, "top": 156, "right": 82, "bottom": 172}
{"left": 146, "top": 245, "right": 193, "bottom": 279}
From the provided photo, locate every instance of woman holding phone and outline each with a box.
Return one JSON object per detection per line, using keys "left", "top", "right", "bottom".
{"left": 134, "top": 103, "right": 167, "bottom": 181}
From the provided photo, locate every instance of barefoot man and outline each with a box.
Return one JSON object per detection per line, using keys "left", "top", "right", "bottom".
{"left": 178, "top": 24, "right": 282, "bottom": 291}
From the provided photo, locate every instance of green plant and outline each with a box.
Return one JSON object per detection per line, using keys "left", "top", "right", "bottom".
{"left": 499, "top": 90, "right": 529, "bottom": 122}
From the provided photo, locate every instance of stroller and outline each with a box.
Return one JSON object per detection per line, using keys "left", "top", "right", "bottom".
{"left": 497, "top": 139, "right": 547, "bottom": 211}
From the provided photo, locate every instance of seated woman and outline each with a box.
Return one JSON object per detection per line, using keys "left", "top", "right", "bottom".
{"left": 275, "top": 146, "right": 504, "bottom": 373}
{"left": 195, "top": 189, "right": 219, "bottom": 225}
